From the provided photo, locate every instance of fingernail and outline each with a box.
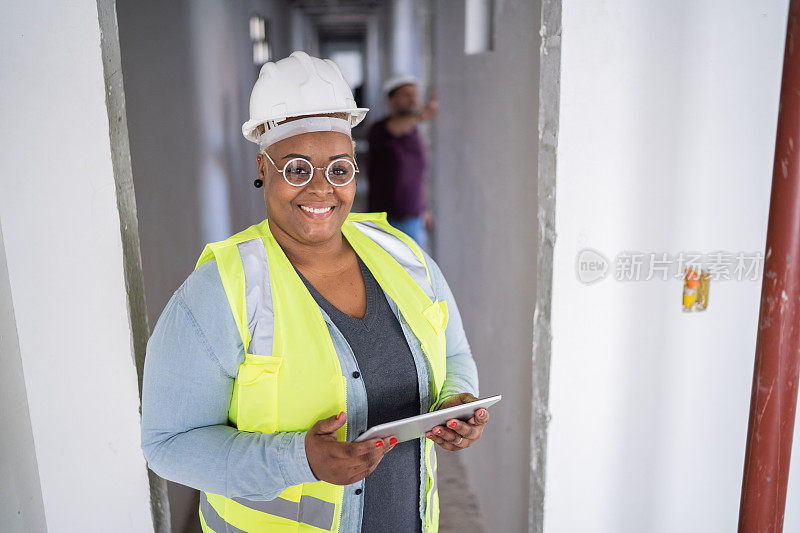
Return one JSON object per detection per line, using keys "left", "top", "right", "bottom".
{"left": 426, "top": 433, "right": 433, "bottom": 439}
{"left": 389, "top": 437, "right": 398, "bottom": 446}
{"left": 477, "top": 409, "right": 486, "bottom": 418}
{"left": 375, "top": 440, "right": 384, "bottom": 448}
{"left": 336, "top": 412, "right": 342, "bottom": 420}
{"left": 447, "top": 420, "right": 457, "bottom": 429}
{"left": 434, "top": 428, "right": 442, "bottom": 435}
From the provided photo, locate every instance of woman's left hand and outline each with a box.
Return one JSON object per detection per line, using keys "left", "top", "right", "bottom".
{"left": 425, "top": 393, "right": 490, "bottom": 451}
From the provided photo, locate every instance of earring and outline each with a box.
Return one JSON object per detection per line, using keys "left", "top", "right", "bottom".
{"left": 253, "top": 178, "right": 263, "bottom": 188}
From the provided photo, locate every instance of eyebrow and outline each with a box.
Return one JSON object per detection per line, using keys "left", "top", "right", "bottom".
{"left": 281, "top": 152, "right": 353, "bottom": 161}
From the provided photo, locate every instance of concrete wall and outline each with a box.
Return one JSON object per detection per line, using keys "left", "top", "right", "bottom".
{"left": 0, "top": 0, "right": 154, "bottom": 529}
{"left": 546, "top": 2, "right": 790, "bottom": 532}
{"left": 117, "top": 1, "right": 301, "bottom": 530}
{"left": 433, "top": 1, "right": 541, "bottom": 531}
{"left": 118, "top": 0, "right": 299, "bottom": 327}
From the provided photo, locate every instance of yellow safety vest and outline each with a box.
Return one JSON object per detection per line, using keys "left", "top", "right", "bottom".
{"left": 194, "top": 212, "right": 447, "bottom": 532}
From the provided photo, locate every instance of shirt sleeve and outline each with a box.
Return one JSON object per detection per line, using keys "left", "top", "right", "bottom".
{"left": 421, "top": 251, "right": 480, "bottom": 408}
{"left": 140, "top": 260, "right": 318, "bottom": 500}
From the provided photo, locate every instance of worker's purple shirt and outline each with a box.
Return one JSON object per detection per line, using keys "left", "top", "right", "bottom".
{"left": 366, "top": 117, "right": 428, "bottom": 218}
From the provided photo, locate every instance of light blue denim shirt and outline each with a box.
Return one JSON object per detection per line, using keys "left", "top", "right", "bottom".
{"left": 141, "top": 249, "right": 479, "bottom": 531}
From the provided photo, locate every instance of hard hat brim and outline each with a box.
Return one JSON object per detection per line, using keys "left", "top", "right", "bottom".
{"left": 242, "top": 107, "right": 369, "bottom": 143}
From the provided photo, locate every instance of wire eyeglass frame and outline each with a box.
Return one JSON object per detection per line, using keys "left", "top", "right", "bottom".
{"left": 260, "top": 150, "right": 359, "bottom": 187}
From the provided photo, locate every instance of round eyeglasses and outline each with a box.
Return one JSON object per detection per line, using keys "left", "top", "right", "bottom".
{"left": 261, "top": 151, "right": 358, "bottom": 187}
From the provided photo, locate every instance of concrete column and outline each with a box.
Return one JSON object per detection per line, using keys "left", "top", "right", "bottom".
{"left": 0, "top": 0, "right": 154, "bottom": 529}
{"left": 433, "top": 1, "right": 540, "bottom": 531}
{"left": 531, "top": 1, "right": 560, "bottom": 531}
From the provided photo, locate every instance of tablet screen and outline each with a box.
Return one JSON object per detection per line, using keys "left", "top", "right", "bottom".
{"left": 353, "top": 395, "right": 501, "bottom": 443}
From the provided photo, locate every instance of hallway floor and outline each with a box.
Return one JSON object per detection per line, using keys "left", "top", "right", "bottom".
{"left": 437, "top": 450, "right": 486, "bottom": 532}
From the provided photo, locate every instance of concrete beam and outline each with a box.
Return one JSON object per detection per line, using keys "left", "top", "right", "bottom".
{"left": 530, "top": 0, "right": 561, "bottom": 532}
{"left": 96, "top": 0, "right": 170, "bottom": 530}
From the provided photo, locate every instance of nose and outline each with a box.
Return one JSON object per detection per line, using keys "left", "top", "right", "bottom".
{"left": 303, "top": 166, "right": 334, "bottom": 195}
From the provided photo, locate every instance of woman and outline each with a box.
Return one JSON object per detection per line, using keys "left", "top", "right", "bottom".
{"left": 141, "top": 51, "right": 490, "bottom": 533}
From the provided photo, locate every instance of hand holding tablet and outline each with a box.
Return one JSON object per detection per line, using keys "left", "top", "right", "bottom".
{"left": 354, "top": 394, "right": 500, "bottom": 448}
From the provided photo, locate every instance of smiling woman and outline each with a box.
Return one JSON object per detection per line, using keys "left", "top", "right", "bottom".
{"left": 140, "top": 51, "right": 486, "bottom": 533}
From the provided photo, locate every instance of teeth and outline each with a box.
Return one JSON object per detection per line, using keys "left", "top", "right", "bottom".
{"left": 300, "top": 205, "right": 333, "bottom": 214}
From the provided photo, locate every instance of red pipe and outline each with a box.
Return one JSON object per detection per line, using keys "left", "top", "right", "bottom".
{"left": 739, "top": 2, "right": 800, "bottom": 531}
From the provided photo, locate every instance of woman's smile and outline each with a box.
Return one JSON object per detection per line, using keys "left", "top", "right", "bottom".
{"left": 298, "top": 202, "right": 336, "bottom": 219}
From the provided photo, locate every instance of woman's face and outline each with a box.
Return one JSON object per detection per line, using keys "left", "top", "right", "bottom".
{"left": 258, "top": 130, "right": 356, "bottom": 246}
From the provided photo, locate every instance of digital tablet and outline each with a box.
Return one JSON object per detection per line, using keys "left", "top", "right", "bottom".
{"left": 353, "top": 395, "right": 501, "bottom": 443}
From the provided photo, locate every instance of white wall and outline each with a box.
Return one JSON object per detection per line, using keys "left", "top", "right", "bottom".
{"left": 433, "top": 1, "right": 540, "bottom": 530}
{"left": 0, "top": 222, "right": 47, "bottom": 532}
{"left": 546, "top": 2, "right": 790, "bottom": 532}
{"left": 0, "top": 0, "right": 153, "bottom": 530}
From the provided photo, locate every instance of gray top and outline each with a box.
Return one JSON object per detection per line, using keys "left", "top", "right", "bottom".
{"left": 296, "top": 257, "right": 423, "bottom": 532}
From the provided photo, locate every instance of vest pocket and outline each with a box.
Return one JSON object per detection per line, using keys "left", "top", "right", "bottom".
{"left": 422, "top": 299, "right": 449, "bottom": 336}
{"left": 236, "top": 353, "right": 283, "bottom": 433}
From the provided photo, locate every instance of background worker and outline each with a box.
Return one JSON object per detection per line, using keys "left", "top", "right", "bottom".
{"left": 367, "top": 75, "right": 438, "bottom": 248}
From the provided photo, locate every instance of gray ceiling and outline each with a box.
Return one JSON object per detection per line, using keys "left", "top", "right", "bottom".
{"left": 288, "top": 0, "right": 385, "bottom": 40}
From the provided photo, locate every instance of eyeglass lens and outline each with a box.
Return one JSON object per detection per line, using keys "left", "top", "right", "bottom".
{"left": 282, "top": 158, "right": 355, "bottom": 186}
{"left": 283, "top": 159, "right": 312, "bottom": 185}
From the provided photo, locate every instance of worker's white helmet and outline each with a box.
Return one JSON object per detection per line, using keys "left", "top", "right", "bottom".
{"left": 242, "top": 51, "right": 369, "bottom": 144}
{"left": 382, "top": 75, "right": 419, "bottom": 97}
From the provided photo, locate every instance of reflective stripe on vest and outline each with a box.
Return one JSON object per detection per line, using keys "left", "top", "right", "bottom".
{"left": 349, "top": 219, "right": 434, "bottom": 300}
{"left": 233, "top": 495, "right": 335, "bottom": 530}
{"left": 201, "top": 492, "right": 337, "bottom": 532}
{"left": 195, "top": 213, "right": 444, "bottom": 532}
{"left": 201, "top": 493, "right": 246, "bottom": 533}
{"left": 237, "top": 238, "right": 273, "bottom": 355}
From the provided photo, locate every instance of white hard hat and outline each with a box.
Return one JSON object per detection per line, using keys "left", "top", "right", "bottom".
{"left": 242, "top": 51, "right": 369, "bottom": 144}
{"left": 382, "top": 75, "right": 419, "bottom": 97}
